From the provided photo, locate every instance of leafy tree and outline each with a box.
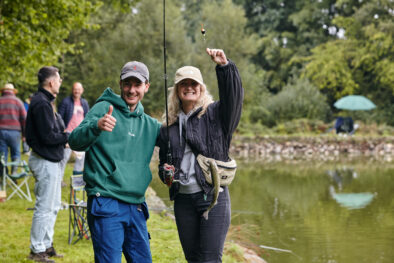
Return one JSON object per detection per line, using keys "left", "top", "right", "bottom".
{"left": 233, "top": 0, "right": 342, "bottom": 93}
{"left": 233, "top": 0, "right": 374, "bottom": 94}
{"left": 0, "top": 0, "right": 99, "bottom": 98}
{"left": 182, "top": 0, "right": 265, "bottom": 106}
{"left": 62, "top": 0, "right": 193, "bottom": 116}
{"left": 302, "top": 39, "right": 359, "bottom": 103}
{"left": 63, "top": 0, "right": 265, "bottom": 117}
{"left": 302, "top": 0, "right": 394, "bottom": 124}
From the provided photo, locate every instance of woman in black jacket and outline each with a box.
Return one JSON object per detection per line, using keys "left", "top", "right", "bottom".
{"left": 157, "top": 48, "right": 244, "bottom": 263}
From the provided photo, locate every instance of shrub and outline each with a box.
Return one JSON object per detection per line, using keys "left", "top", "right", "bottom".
{"left": 251, "top": 78, "right": 331, "bottom": 127}
{"left": 273, "top": 118, "right": 328, "bottom": 135}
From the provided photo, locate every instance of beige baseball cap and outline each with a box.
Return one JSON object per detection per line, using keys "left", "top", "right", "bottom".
{"left": 174, "top": 66, "right": 204, "bottom": 86}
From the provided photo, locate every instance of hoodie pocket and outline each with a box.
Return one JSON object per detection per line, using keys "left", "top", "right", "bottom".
{"left": 90, "top": 196, "right": 119, "bottom": 217}
{"left": 106, "top": 161, "right": 152, "bottom": 198}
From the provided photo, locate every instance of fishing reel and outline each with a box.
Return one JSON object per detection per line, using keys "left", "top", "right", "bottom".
{"left": 163, "top": 165, "right": 178, "bottom": 187}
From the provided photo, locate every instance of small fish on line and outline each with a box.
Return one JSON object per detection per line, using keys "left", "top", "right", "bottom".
{"left": 201, "top": 23, "right": 206, "bottom": 41}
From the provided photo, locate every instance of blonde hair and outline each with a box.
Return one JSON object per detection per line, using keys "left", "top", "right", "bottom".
{"left": 162, "top": 82, "right": 214, "bottom": 126}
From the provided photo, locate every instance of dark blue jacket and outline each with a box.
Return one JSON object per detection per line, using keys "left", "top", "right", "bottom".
{"left": 157, "top": 60, "right": 244, "bottom": 200}
{"left": 58, "top": 95, "right": 89, "bottom": 127}
{"left": 26, "top": 88, "right": 68, "bottom": 162}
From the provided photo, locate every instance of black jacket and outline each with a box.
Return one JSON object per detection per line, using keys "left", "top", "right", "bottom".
{"left": 26, "top": 87, "right": 68, "bottom": 162}
{"left": 157, "top": 60, "right": 244, "bottom": 200}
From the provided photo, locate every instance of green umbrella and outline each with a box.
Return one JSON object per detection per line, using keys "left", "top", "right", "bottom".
{"left": 334, "top": 95, "right": 376, "bottom": 111}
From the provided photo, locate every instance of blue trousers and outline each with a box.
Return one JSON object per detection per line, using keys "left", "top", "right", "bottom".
{"left": 87, "top": 196, "right": 152, "bottom": 263}
{"left": 0, "top": 129, "right": 21, "bottom": 162}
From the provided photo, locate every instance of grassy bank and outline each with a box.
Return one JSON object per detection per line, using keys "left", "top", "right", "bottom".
{"left": 0, "top": 156, "right": 247, "bottom": 263}
{"left": 0, "top": 195, "right": 185, "bottom": 262}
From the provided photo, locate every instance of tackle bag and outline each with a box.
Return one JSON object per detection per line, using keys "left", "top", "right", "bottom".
{"left": 196, "top": 154, "right": 237, "bottom": 186}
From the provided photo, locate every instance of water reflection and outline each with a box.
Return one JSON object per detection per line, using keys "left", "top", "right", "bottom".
{"left": 330, "top": 189, "right": 375, "bottom": 210}
{"left": 150, "top": 160, "right": 394, "bottom": 263}
{"left": 327, "top": 168, "right": 375, "bottom": 210}
{"left": 326, "top": 167, "right": 358, "bottom": 191}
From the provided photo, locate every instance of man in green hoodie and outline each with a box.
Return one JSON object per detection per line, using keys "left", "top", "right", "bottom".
{"left": 69, "top": 61, "right": 160, "bottom": 263}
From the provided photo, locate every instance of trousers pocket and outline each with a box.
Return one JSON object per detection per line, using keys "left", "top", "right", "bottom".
{"left": 91, "top": 196, "right": 119, "bottom": 217}
{"left": 140, "top": 202, "right": 149, "bottom": 220}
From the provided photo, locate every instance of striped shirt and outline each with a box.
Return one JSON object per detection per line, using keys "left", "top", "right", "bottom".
{"left": 0, "top": 90, "right": 26, "bottom": 136}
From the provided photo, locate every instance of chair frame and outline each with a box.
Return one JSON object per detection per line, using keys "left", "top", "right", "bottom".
{"left": 1, "top": 154, "right": 32, "bottom": 202}
{"left": 68, "top": 174, "right": 90, "bottom": 244}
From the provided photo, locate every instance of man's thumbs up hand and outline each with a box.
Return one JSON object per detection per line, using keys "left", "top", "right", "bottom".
{"left": 98, "top": 105, "right": 117, "bottom": 132}
{"left": 107, "top": 105, "right": 113, "bottom": 116}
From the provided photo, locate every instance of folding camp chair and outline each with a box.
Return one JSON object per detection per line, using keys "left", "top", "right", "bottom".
{"left": 0, "top": 154, "right": 32, "bottom": 202}
{"left": 68, "top": 174, "right": 90, "bottom": 244}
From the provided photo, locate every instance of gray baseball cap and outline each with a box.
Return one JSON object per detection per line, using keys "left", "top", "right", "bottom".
{"left": 120, "top": 61, "right": 149, "bottom": 82}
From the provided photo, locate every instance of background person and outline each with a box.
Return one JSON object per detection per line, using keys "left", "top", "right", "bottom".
{"left": 22, "top": 93, "right": 33, "bottom": 154}
{"left": 69, "top": 61, "right": 160, "bottom": 263}
{"left": 26, "top": 66, "right": 68, "bottom": 262}
{"left": 24, "top": 93, "right": 33, "bottom": 112}
{"left": 157, "top": 48, "right": 244, "bottom": 263}
{"left": 58, "top": 82, "right": 89, "bottom": 184}
{"left": 0, "top": 83, "right": 26, "bottom": 173}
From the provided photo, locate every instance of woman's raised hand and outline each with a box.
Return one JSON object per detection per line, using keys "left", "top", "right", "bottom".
{"left": 206, "top": 48, "right": 228, "bottom": 66}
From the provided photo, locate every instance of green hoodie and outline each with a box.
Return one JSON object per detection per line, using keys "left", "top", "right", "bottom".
{"left": 69, "top": 88, "right": 161, "bottom": 204}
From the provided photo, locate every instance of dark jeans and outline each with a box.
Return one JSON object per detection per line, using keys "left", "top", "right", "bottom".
{"left": 174, "top": 187, "right": 231, "bottom": 263}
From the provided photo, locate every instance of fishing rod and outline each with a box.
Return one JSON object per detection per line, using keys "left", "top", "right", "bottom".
{"left": 163, "top": 0, "right": 174, "bottom": 185}
{"left": 162, "top": 1, "right": 206, "bottom": 185}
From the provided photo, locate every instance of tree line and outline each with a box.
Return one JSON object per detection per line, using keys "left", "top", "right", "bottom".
{"left": 1, "top": 0, "right": 393, "bottom": 127}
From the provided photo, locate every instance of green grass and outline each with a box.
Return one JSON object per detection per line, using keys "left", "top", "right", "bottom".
{"left": 0, "top": 154, "right": 247, "bottom": 263}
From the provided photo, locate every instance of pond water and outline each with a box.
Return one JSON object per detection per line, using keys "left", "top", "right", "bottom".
{"left": 150, "top": 159, "right": 394, "bottom": 263}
